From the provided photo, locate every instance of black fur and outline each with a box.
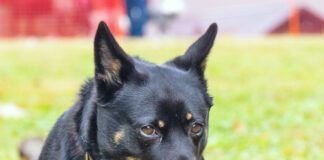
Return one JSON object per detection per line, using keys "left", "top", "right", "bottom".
{"left": 39, "top": 21, "right": 218, "bottom": 160}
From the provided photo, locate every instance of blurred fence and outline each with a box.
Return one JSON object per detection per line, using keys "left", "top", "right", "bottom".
{"left": 0, "top": 0, "right": 126, "bottom": 37}
{"left": 0, "top": 0, "right": 323, "bottom": 37}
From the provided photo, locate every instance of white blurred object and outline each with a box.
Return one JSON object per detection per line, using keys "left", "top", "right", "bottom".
{"left": 149, "top": 0, "right": 186, "bottom": 15}
{"left": 0, "top": 103, "right": 26, "bottom": 118}
{"left": 19, "top": 137, "right": 44, "bottom": 160}
{"left": 147, "top": 0, "right": 187, "bottom": 35}
{"left": 161, "top": 0, "right": 185, "bottom": 15}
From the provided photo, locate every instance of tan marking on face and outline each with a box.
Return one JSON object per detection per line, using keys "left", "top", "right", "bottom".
{"left": 158, "top": 120, "right": 165, "bottom": 128}
{"left": 126, "top": 157, "right": 139, "bottom": 160}
{"left": 186, "top": 113, "right": 193, "bottom": 120}
{"left": 114, "top": 129, "right": 124, "bottom": 145}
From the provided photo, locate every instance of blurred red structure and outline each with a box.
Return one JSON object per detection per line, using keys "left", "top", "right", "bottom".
{"left": 0, "top": 0, "right": 126, "bottom": 37}
{"left": 270, "top": 7, "right": 324, "bottom": 34}
{"left": 288, "top": 0, "right": 300, "bottom": 36}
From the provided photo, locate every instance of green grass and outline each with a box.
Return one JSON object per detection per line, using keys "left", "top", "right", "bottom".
{"left": 0, "top": 36, "right": 323, "bottom": 159}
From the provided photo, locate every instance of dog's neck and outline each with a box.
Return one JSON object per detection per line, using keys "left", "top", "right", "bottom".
{"left": 78, "top": 81, "right": 102, "bottom": 159}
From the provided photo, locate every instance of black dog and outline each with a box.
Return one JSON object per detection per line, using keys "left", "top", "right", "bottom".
{"left": 39, "top": 21, "right": 217, "bottom": 160}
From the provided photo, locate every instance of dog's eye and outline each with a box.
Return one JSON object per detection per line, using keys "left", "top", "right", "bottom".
{"left": 141, "top": 125, "right": 157, "bottom": 136}
{"left": 191, "top": 123, "right": 204, "bottom": 135}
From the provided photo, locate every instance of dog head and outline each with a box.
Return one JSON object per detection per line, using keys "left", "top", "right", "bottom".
{"left": 93, "top": 22, "right": 217, "bottom": 160}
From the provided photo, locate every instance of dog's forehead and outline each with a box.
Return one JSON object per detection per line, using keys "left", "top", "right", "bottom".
{"left": 141, "top": 65, "right": 198, "bottom": 95}
{"left": 135, "top": 60, "right": 196, "bottom": 84}
{"left": 121, "top": 61, "right": 208, "bottom": 123}
{"left": 133, "top": 60, "right": 206, "bottom": 104}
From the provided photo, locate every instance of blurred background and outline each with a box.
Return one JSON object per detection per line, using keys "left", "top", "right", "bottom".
{"left": 0, "top": 0, "right": 323, "bottom": 159}
{"left": 0, "top": 0, "right": 323, "bottom": 37}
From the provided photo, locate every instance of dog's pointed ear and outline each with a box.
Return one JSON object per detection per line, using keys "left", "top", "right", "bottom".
{"left": 167, "top": 23, "right": 217, "bottom": 76}
{"left": 94, "top": 21, "right": 136, "bottom": 99}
